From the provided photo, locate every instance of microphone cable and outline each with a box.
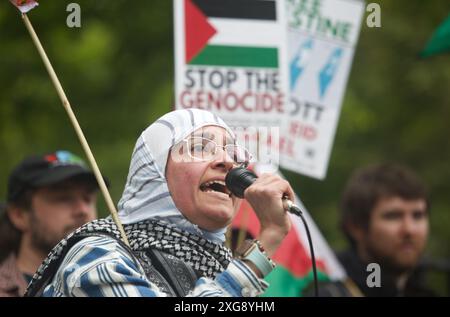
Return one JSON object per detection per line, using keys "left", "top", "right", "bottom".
{"left": 288, "top": 204, "right": 319, "bottom": 297}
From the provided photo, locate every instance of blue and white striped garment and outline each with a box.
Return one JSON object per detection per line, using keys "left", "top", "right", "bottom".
{"left": 42, "top": 236, "right": 268, "bottom": 297}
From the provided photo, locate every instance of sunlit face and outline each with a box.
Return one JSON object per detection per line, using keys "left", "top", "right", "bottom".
{"left": 165, "top": 125, "right": 243, "bottom": 231}
{"left": 363, "top": 196, "right": 428, "bottom": 273}
{"left": 28, "top": 179, "right": 98, "bottom": 253}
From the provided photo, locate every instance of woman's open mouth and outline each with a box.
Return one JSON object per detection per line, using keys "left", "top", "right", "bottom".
{"left": 200, "top": 180, "right": 232, "bottom": 199}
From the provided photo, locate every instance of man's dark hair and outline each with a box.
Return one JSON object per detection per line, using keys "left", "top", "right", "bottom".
{"left": 340, "top": 163, "right": 429, "bottom": 248}
{"left": 0, "top": 190, "right": 34, "bottom": 263}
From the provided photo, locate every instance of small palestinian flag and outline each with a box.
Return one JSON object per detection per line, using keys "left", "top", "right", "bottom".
{"left": 184, "top": 0, "right": 280, "bottom": 68}
{"left": 10, "top": 0, "right": 39, "bottom": 13}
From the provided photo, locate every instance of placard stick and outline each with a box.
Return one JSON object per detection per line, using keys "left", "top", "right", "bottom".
{"left": 21, "top": 13, "right": 130, "bottom": 246}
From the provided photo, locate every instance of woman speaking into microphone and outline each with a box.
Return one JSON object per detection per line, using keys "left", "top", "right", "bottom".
{"left": 26, "top": 109, "right": 294, "bottom": 297}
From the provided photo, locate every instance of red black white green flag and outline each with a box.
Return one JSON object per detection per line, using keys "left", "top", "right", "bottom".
{"left": 184, "top": 0, "right": 280, "bottom": 68}
{"left": 174, "top": 0, "right": 289, "bottom": 135}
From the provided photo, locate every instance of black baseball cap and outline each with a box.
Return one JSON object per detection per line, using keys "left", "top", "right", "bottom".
{"left": 7, "top": 150, "right": 106, "bottom": 203}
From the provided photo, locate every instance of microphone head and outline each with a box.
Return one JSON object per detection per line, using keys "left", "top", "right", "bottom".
{"left": 225, "top": 167, "right": 258, "bottom": 198}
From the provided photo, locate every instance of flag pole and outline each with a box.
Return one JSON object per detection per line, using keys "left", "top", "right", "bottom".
{"left": 21, "top": 13, "right": 130, "bottom": 246}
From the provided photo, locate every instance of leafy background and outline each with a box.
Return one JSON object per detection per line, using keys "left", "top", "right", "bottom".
{"left": 0, "top": 0, "right": 449, "bottom": 295}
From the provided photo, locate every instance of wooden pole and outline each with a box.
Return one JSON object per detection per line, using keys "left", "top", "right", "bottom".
{"left": 21, "top": 13, "right": 130, "bottom": 246}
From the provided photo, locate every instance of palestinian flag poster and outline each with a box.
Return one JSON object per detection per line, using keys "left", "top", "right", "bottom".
{"left": 174, "top": 0, "right": 289, "bottom": 142}
{"left": 231, "top": 165, "right": 347, "bottom": 296}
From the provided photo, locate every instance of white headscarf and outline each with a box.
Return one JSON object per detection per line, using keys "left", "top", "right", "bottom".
{"left": 117, "top": 109, "right": 235, "bottom": 243}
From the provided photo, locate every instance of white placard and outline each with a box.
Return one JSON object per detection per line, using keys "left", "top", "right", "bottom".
{"left": 280, "top": 0, "right": 365, "bottom": 179}
{"left": 174, "top": 0, "right": 290, "bottom": 166}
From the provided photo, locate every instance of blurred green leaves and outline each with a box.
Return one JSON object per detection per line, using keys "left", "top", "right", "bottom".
{"left": 0, "top": 0, "right": 174, "bottom": 205}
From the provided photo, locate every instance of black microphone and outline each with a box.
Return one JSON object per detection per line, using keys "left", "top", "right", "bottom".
{"left": 225, "top": 167, "right": 302, "bottom": 217}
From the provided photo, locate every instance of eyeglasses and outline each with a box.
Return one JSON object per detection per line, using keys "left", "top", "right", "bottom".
{"left": 179, "top": 137, "right": 252, "bottom": 166}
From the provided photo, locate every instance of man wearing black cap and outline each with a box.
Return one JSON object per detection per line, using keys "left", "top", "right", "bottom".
{"left": 0, "top": 151, "right": 100, "bottom": 297}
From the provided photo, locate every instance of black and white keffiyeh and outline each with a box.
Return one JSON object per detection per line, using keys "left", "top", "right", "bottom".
{"left": 25, "top": 217, "right": 232, "bottom": 296}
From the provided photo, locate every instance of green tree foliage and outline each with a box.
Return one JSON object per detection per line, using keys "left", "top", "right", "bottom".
{"left": 0, "top": 0, "right": 174, "bottom": 207}
{"left": 1, "top": 0, "right": 449, "bottom": 294}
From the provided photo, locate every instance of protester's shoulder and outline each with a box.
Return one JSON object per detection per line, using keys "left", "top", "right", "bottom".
{"left": 63, "top": 235, "right": 132, "bottom": 265}
{"left": 0, "top": 253, "right": 19, "bottom": 275}
{"left": 304, "top": 280, "right": 354, "bottom": 297}
{"left": 406, "top": 265, "right": 438, "bottom": 297}
{"left": 0, "top": 253, "right": 28, "bottom": 297}
{"left": 0, "top": 253, "right": 12, "bottom": 269}
{"left": 303, "top": 249, "right": 357, "bottom": 297}
{"left": 319, "top": 281, "right": 355, "bottom": 297}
